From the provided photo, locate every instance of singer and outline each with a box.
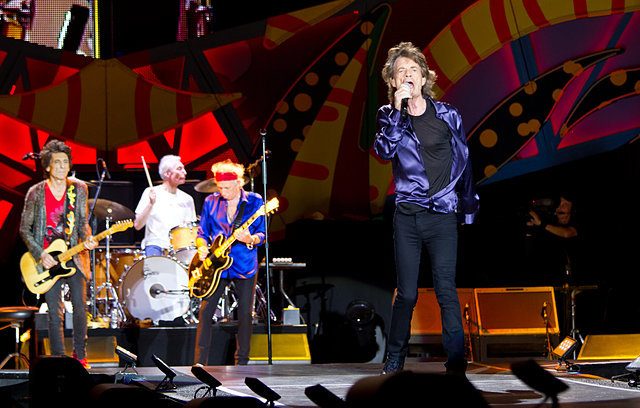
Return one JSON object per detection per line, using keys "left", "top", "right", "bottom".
{"left": 374, "top": 42, "right": 479, "bottom": 378}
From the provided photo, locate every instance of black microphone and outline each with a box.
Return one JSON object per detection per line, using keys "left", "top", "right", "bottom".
{"left": 191, "top": 364, "right": 222, "bottom": 389}
{"left": 400, "top": 97, "right": 409, "bottom": 120}
{"left": 98, "top": 158, "right": 111, "bottom": 179}
{"left": 22, "top": 152, "right": 39, "bottom": 160}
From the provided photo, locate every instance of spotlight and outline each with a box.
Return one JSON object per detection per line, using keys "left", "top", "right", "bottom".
{"left": 151, "top": 354, "right": 177, "bottom": 391}
{"left": 552, "top": 336, "right": 579, "bottom": 372}
{"left": 244, "top": 377, "right": 280, "bottom": 407}
{"left": 191, "top": 364, "right": 221, "bottom": 398}
{"left": 305, "top": 384, "right": 348, "bottom": 408}
{"left": 116, "top": 346, "right": 137, "bottom": 366}
{"left": 115, "top": 345, "right": 139, "bottom": 378}
{"left": 511, "top": 359, "right": 568, "bottom": 408}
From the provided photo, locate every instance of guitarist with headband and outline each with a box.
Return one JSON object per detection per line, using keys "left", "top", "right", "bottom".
{"left": 19, "top": 139, "right": 97, "bottom": 369}
{"left": 193, "top": 159, "right": 265, "bottom": 366}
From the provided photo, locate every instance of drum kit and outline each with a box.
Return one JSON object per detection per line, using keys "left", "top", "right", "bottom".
{"left": 88, "top": 195, "right": 274, "bottom": 328}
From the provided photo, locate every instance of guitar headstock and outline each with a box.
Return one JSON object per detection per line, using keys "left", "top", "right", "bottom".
{"left": 263, "top": 198, "right": 279, "bottom": 216}
{"left": 112, "top": 219, "right": 134, "bottom": 232}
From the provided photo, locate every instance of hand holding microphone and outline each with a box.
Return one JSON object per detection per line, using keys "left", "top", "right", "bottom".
{"left": 396, "top": 82, "right": 411, "bottom": 119}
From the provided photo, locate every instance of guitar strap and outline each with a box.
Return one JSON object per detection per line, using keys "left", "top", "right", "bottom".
{"left": 232, "top": 201, "right": 247, "bottom": 231}
{"left": 63, "top": 182, "right": 76, "bottom": 246}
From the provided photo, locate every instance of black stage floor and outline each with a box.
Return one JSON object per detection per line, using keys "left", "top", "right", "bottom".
{"left": 3, "top": 359, "right": 640, "bottom": 407}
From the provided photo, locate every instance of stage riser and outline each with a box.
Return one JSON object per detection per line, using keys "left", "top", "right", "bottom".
{"left": 32, "top": 324, "right": 306, "bottom": 367}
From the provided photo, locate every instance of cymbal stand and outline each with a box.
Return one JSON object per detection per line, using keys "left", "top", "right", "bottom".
{"left": 569, "top": 288, "right": 586, "bottom": 359}
{"left": 95, "top": 216, "right": 126, "bottom": 326}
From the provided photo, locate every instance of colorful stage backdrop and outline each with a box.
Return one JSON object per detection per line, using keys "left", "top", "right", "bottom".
{"left": 1, "top": 0, "right": 639, "bottom": 260}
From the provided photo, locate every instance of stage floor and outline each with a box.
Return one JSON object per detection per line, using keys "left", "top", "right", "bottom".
{"left": 4, "top": 358, "right": 640, "bottom": 407}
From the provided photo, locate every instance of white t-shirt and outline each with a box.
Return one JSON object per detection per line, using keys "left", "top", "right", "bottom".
{"left": 135, "top": 185, "right": 197, "bottom": 250}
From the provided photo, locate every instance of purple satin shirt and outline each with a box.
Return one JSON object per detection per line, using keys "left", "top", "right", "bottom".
{"left": 374, "top": 98, "right": 479, "bottom": 224}
{"left": 197, "top": 189, "right": 266, "bottom": 279}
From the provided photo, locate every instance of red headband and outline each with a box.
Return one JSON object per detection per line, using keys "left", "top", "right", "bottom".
{"left": 214, "top": 172, "right": 239, "bottom": 182}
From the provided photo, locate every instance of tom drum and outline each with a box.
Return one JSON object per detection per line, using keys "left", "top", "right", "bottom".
{"left": 169, "top": 222, "right": 199, "bottom": 266}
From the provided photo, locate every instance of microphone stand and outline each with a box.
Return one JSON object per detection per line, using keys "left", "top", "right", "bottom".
{"left": 260, "top": 129, "right": 273, "bottom": 364}
{"left": 88, "top": 164, "right": 108, "bottom": 318}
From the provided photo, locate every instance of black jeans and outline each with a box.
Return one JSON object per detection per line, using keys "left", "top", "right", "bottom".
{"left": 194, "top": 276, "right": 256, "bottom": 365}
{"left": 386, "top": 210, "right": 465, "bottom": 365}
{"left": 44, "top": 271, "right": 87, "bottom": 359}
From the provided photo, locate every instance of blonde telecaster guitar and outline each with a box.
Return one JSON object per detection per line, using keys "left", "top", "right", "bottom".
{"left": 20, "top": 219, "right": 133, "bottom": 295}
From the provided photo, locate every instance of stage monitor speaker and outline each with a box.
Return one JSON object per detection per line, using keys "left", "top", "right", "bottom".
{"left": 30, "top": 356, "right": 93, "bottom": 407}
{"left": 474, "top": 287, "right": 559, "bottom": 335}
{"left": 577, "top": 334, "right": 640, "bottom": 360}
{"left": 249, "top": 333, "right": 310, "bottom": 364}
{"left": 408, "top": 288, "right": 477, "bottom": 335}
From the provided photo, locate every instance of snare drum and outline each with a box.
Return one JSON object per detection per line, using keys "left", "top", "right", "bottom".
{"left": 169, "top": 222, "right": 199, "bottom": 266}
{"left": 118, "top": 256, "right": 190, "bottom": 322}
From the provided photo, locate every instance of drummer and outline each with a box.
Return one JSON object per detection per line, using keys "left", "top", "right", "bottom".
{"left": 134, "top": 155, "right": 197, "bottom": 257}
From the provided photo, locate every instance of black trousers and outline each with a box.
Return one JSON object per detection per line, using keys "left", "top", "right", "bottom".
{"left": 194, "top": 276, "right": 257, "bottom": 365}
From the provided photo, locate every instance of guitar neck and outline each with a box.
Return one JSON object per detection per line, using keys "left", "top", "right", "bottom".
{"left": 217, "top": 209, "right": 264, "bottom": 255}
{"left": 57, "top": 228, "right": 111, "bottom": 262}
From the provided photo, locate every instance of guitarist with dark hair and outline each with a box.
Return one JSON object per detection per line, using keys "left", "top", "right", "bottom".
{"left": 193, "top": 159, "right": 266, "bottom": 366}
{"left": 19, "top": 139, "right": 98, "bottom": 369}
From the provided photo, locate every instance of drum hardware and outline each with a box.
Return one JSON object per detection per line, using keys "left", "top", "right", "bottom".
{"left": 94, "top": 216, "right": 127, "bottom": 326}
{"left": 208, "top": 282, "right": 276, "bottom": 324}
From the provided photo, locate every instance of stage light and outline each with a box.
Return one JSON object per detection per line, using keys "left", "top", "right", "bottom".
{"left": 191, "top": 364, "right": 221, "bottom": 398}
{"left": 115, "top": 345, "right": 137, "bottom": 366}
{"left": 511, "top": 359, "right": 568, "bottom": 408}
{"left": 552, "top": 336, "right": 579, "bottom": 372}
{"left": 304, "top": 384, "right": 348, "bottom": 408}
{"left": 115, "top": 345, "right": 139, "bottom": 377}
{"left": 244, "top": 377, "right": 280, "bottom": 407}
{"left": 151, "top": 354, "right": 177, "bottom": 391}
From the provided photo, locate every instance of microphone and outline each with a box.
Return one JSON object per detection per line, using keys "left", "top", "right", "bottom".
{"left": 400, "top": 97, "right": 409, "bottom": 119}
{"left": 98, "top": 158, "right": 111, "bottom": 179}
{"left": 400, "top": 82, "right": 410, "bottom": 120}
{"left": 22, "top": 152, "right": 39, "bottom": 160}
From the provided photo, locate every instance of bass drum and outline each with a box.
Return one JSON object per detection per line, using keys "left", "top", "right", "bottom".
{"left": 118, "top": 256, "right": 190, "bottom": 323}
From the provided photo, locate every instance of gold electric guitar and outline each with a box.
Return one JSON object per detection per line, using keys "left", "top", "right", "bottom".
{"left": 20, "top": 219, "right": 133, "bottom": 295}
{"left": 188, "top": 198, "right": 279, "bottom": 299}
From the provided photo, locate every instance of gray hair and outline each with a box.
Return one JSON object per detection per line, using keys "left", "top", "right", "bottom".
{"left": 158, "top": 155, "right": 182, "bottom": 180}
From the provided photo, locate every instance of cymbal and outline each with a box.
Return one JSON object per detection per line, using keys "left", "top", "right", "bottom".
{"left": 69, "top": 176, "right": 95, "bottom": 187}
{"left": 89, "top": 199, "right": 134, "bottom": 220}
{"left": 194, "top": 176, "right": 251, "bottom": 193}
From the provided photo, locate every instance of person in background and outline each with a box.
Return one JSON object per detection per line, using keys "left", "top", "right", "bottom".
{"left": 373, "top": 42, "right": 479, "bottom": 377}
{"left": 527, "top": 193, "right": 580, "bottom": 336}
{"left": 134, "top": 155, "right": 197, "bottom": 257}
{"left": 19, "top": 139, "right": 98, "bottom": 369}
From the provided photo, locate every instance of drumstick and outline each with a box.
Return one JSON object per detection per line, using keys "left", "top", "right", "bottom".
{"left": 141, "top": 156, "right": 153, "bottom": 188}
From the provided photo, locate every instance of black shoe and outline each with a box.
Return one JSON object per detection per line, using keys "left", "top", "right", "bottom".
{"left": 381, "top": 358, "right": 404, "bottom": 375}
{"left": 445, "top": 360, "right": 468, "bottom": 379}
